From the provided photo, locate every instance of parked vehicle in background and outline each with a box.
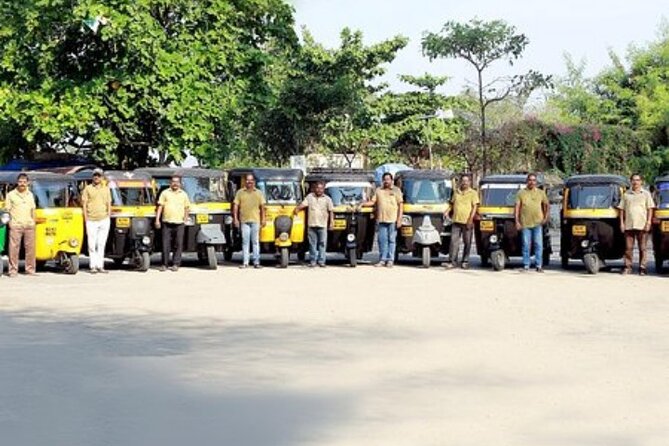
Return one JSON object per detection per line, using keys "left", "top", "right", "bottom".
{"left": 652, "top": 174, "right": 669, "bottom": 273}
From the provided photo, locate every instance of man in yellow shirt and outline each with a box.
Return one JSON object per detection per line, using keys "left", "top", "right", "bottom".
{"left": 368, "top": 172, "right": 403, "bottom": 267}
{"left": 233, "top": 174, "right": 266, "bottom": 268}
{"left": 618, "top": 173, "right": 655, "bottom": 275}
{"left": 515, "top": 173, "right": 549, "bottom": 272}
{"left": 5, "top": 173, "right": 37, "bottom": 277}
{"left": 81, "top": 168, "right": 112, "bottom": 273}
{"left": 445, "top": 174, "right": 479, "bottom": 269}
{"left": 155, "top": 176, "right": 191, "bottom": 271}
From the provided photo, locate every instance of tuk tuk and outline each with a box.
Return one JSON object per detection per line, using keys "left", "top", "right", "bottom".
{"left": 136, "top": 168, "right": 230, "bottom": 269}
{"left": 652, "top": 174, "right": 669, "bottom": 273}
{"left": 475, "top": 174, "right": 552, "bottom": 271}
{"left": 394, "top": 170, "right": 453, "bottom": 267}
{"left": 0, "top": 188, "right": 9, "bottom": 276}
{"left": 74, "top": 170, "right": 156, "bottom": 271}
{"left": 560, "top": 174, "right": 629, "bottom": 274}
{"left": 228, "top": 168, "right": 306, "bottom": 268}
{"left": 304, "top": 169, "right": 376, "bottom": 266}
{"left": 0, "top": 171, "right": 83, "bottom": 274}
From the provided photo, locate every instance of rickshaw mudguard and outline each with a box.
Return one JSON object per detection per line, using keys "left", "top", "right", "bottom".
{"left": 275, "top": 238, "right": 293, "bottom": 248}
{"left": 197, "top": 224, "right": 226, "bottom": 245}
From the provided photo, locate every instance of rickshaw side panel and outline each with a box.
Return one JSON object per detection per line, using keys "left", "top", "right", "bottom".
{"left": 34, "top": 208, "right": 84, "bottom": 260}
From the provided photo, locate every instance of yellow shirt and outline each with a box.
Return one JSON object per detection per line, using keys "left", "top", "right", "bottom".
{"left": 516, "top": 188, "right": 548, "bottom": 228}
{"left": 372, "top": 186, "right": 403, "bottom": 223}
{"left": 158, "top": 188, "right": 191, "bottom": 224}
{"left": 451, "top": 188, "right": 479, "bottom": 225}
{"left": 6, "top": 188, "right": 36, "bottom": 228}
{"left": 234, "top": 188, "right": 265, "bottom": 223}
{"left": 301, "top": 193, "right": 334, "bottom": 228}
{"left": 82, "top": 183, "right": 111, "bottom": 221}
{"left": 618, "top": 189, "right": 655, "bottom": 230}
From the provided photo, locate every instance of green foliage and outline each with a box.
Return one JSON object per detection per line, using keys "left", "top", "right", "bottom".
{"left": 0, "top": 0, "right": 297, "bottom": 167}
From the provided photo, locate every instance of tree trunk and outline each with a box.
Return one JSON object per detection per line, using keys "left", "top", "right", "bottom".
{"left": 478, "top": 69, "right": 487, "bottom": 175}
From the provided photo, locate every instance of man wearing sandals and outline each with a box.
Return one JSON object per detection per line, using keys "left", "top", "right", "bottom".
{"left": 618, "top": 173, "right": 655, "bottom": 275}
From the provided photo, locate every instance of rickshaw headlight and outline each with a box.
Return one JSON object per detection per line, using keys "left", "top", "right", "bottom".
{"left": 581, "top": 240, "right": 590, "bottom": 248}
{"left": 142, "top": 236, "right": 151, "bottom": 246}
{"left": 489, "top": 235, "right": 498, "bottom": 244}
{"left": 224, "top": 215, "right": 233, "bottom": 225}
{"left": 401, "top": 215, "right": 412, "bottom": 226}
{"left": 346, "top": 233, "right": 356, "bottom": 242}
{"left": 279, "top": 232, "right": 289, "bottom": 242}
{"left": 0, "top": 212, "right": 10, "bottom": 225}
{"left": 68, "top": 238, "right": 79, "bottom": 248}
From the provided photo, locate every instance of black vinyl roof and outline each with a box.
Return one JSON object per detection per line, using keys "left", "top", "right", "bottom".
{"left": 74, "top": 170, "right": 153, "bottom": 182}
{"left": 306, "top": 169, "right": 375, "bottom": 183}
{"left": 480, "top": 174, "right": 544, "bottom": 186}
{"left": 228, "top": 168, "right": 304, "bottom": 181}
{"left": 134, "top": 167, "right": 224, "bottom": 179}
{"left": 564, "top": 174, "right": 629, "bottom": 188}
{"left": 394, "top": 169, "right": 453, "bottom": 180}
{"left": 0, "top": 171, "right": 75, "bottom": 183}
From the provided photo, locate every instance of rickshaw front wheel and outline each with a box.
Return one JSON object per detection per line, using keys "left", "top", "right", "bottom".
{"left": 421, "top": 246, "right": 431, "bottom": 268}
{"left": 656, "top": 254, "right": 664, "bottom": 274}
{"left": 205, "top": 246, "right": 217, "bottom": 270}
{"left": 491, "top": 250, "right": 505, "bottom": 271}
{"left": 64, "top": 253, "right": 79, "bottom": 275}
{"left": 583, "top": 253, "right": 600, "bottom": 275}
{"left": 135, "top": 252, "right": 150, "bottom": 272}
{"left": 348, "top": 248, "right": 357, "bottom": 267}
{"left": 279, "top": 247, "right": 289, "bottom": 268}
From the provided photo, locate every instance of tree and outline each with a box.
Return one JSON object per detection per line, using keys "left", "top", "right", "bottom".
{"left": 422, "top": 19, "right": 552, "bottom": 173}
{"left": 0, "top": 0, "right": 297, "bottom": 167}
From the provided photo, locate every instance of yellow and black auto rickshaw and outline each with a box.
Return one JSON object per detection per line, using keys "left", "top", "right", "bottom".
{"left": 475, "top": 174, "right": 553, "bottom": 271}
{"left": 0, "top": 171, "right": 83, "bottom": 274}
{"left": 394, "top": 170, "right": 453, "bottom": 267}
{"left": 652, "top": 174, "right": 669, "bottom": 273}
{"left": 560, "top": 174, "right": 629, "bottom": 274}
{"left": 136, "top": 168, "right": 230, "bottom": 269}
{"left": 304, "top": 169, "right": 376, "bottom": 266}
{"left": 228, "top": 168, "right": 306, "bottom": 268}
{"left": 74, "top": 170, "right": 156, "bottom": 271}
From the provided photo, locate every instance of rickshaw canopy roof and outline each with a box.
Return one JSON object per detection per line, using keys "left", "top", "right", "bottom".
{"left": 480, "top": 174, "right": 545, "bottom": 186}
{"left": 134, "top": 167, "right": 224, "bottom": 179}
{"left": 228, "top": 168, "right": 304, "bottom": 181}
{"left": 75, "top": 170, "right": 153, "bottom": 183}
{"left": 564, "top": 174, "right": 630, "bottom": 188}
{"left": 306, "top": 169, "right": 375, "bottom": 184}
{"left": 0, "top": 171, "right": 75, "bottom": 184}
{"left": 394, "top": 169, "right": 453, "bottom": 181}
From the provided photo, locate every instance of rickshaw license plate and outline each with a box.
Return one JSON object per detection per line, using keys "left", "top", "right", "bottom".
{"left": 572, "top": 225, "right": 587, "bottom": 236}
{"left": 662, "top": 221, "right": 669, "bottom": 233}
{"left": 480, "top": 220, "right": 494, "bottom": 232}
{"left": 196, "top": 214, "right": 209, "bottom": 224}
{"left": 401, "top": 226, "right": 414, "bottom": 237}
{"left": 333, "top": 219, "right": 347, "bottom": 230}
{"left": 116, "top": 217, "right": 130, "bottom": 228}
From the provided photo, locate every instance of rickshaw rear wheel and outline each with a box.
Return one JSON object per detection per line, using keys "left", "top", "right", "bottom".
{"left": 491, "top": 250, "right": 505, "bottom": 271}
{"left": 583, "top": 253, "right": 600, "bottom": 275}
{"left": 36, "top": 261, "right": 47, "bottom": 271}
{"left": 206, "top": 246, "right": 217, "bottom": 270}
{"left": 64, "top": 253, "right": 79, "bottom": 275}
{"left": 113, "top": 257, "right": 125, "bottom": 269}
{"left": 224, "top": 248, "right": 234, "bottom": 262}
{"left": 279, "top": 247, "right": 289, "bottom": 268}
{"left": 348, "top": 248, "right": 357, "bottom": 267}
{"left": 561, "top": 255, "right": 569, "bottom": 269}
{"left": 656, "top": 254, "right": 664, "bottom": 274}
{"left": 543, "top": 250, "right": 551, "bottom": 268}
{"left": 297, "top": 250, "right": 306, "bottom": 262}
{"left": 421, "top": 246, "right": 431, "bottom": 268}
{"left": 0, "top": 257, "right": 3, "bottom": 276}
{"left": 480, "top": 253, "right": 489, "bottom": 268}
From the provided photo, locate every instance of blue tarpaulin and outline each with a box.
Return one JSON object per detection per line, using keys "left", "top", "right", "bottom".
{"left": 374, "top": 163, "right": 412, "bottom": 185}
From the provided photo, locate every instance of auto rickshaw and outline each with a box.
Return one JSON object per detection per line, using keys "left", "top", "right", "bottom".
{"left": 228, "top": 168, "right": 306, "bottom": 268}
{"left": 652, "top": 174, "right": 669, "bottom": 273}
{"left": 394, "top": 170, "right": 453, "bottom": 267}
{"left": 475, "top": 174, "right": 552, "bottom": 271}
{"left": 0, "top": 171, "right": 83, "bottom": 274}
{"left": 0, "top": 187, "right": 10, "bottom": 276}
{"left": 136, "top": 168, "right": 230, "bottom": 269}
{"left": 74, "top": 170, "right": 156, "bottom": 271}
{"left": 304, "top": 169, "right": 376, "bottom": 266}
{"left": 560, "top": 174, "right": 629, "bottom": 274}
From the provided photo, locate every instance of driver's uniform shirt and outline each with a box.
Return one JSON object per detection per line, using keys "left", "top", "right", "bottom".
{"left": 301, "top": 193, "right": 333, "bottom": 228}
{"left": 158, "top": 188, "right": 191, "bottom": 224}
{"left": 234, "top": 188, "right": 265, "bottom": 224}
{"left": 5, "top": 188, "right": 36, "bottom": 228}
{"left": 372, "top": 186, "right": 403, "bottom": 223}
{"left": 515, "top": 188, "right": 548, "bottom": 228}
{"left": 82, "top": 183, "right": 111, "bottom": 221}
{"left": 618, "top": 189, "right": 655, "bottom": 231}
{"left": 451, "top": 188, "right": 479, "bottom": 225}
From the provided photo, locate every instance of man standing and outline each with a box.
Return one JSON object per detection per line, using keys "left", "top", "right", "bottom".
{"left": 369, "top": 172, "right": 403, "bottom": 267}
{"left": 155, "top": 176, "right": 190, "bottom": 271}
{"left": 81, "top": 168, "right": 111, "bottom": 273}
{"left": 294, "top": 181, "right": 334, "bottom": 267}
{"left": 618, "top": 173, "right": 655, "bottom": 275}
{"left": 515, "top": 173, "right": 549, "bottom": 272}
{"left": 233, "top": 174, "right": 266, "bottom": 268}
{"left": 5, "top": 173, "right": 36, "bottom": 277}
{"left": 445, "top": 174, "right": 479, "bottom": 269}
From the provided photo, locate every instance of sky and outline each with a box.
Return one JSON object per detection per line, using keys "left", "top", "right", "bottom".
{"left": 293, "top": 0, "right": 668, "bottom": 94}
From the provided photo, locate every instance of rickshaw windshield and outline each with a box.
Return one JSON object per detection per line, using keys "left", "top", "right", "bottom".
{"left": 403, "top": 179, "right": 452, "bottom": 204}
{"left": 481, "top": 184, "right": 522, "bottom": 206}
{"left": 111, "top": 185, "right": 155, "bottom": 206}
{"left": 258, "top": 180, "right": 302, "bottom": 204}
{"left": 325, "top": 185, "right": 373, "bottom": 206}
{"left": 31, "top": 181, "right": 75, "bottom": 208}
{"left": 181, "top": 176, "right": 227, "bottom": 204}
{"left": 567, "top": 185, "right": 619, "bottom": 209}
{"left": 656, "top": 183, "right": 669, "bottom": 209}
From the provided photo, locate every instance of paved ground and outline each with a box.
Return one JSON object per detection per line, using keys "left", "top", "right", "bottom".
{"left": 0, "top": 253, "right": 667, "bottom": 446}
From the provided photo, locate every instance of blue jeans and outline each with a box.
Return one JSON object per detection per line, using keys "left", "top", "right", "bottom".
{"left": 378, "top": 222, "right": 397, "bottom": 262}
{"left": 241, "top": 222, "right": 260, "bottom": 266}
{"left": 308, "top": 227, "right": 327, "bottom": 265}
{"left": 521, "top": 226, "right": 543, "bottom": 269}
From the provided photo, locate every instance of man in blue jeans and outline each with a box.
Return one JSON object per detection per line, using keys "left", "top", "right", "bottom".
{"left": 515, "top": 173, "right": 549, "bottom": 272}
{"left": 294, "top": 181, "right": 334, "bottom": 267}
{"left": 368, "top": 173, "right": 404, "bottom": 267}
{"left": 233, "top": 174, "right": 266, "bottom": 268}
